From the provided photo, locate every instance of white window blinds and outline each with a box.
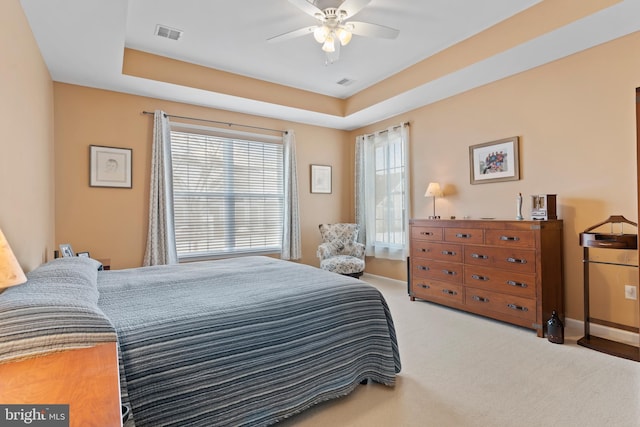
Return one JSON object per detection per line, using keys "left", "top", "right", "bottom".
{"left": 170, "top": 125, "right": 284, "bottom": 259}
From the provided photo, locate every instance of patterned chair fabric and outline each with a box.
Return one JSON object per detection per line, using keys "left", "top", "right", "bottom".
{"left": 317, "top": 223, "right": 365, "bottom": 277}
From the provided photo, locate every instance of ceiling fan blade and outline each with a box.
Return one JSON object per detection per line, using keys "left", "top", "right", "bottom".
{"left": 338, "top": 0, "right": 371, "bottom": 19}
{"left": 287, "top": 0, "right": 323, "bottom": 19}
{"left": 268, "top": 26, "right": 317, "bottom": 43}
{"left": 348, "top": 21, "right": 399, "bottom": 39}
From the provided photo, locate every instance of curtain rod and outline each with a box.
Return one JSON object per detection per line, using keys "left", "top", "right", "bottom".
{"left": 362, "top": 121, "right": 410, "bottom": 138}
{"left": 142, "top": 111, "right": 287, "bottom": 134}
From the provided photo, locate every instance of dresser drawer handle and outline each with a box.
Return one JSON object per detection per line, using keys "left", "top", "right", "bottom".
{"left": 420, "top": 231, "right": 434, "bottom": 236}
{"left": 472, "top": 295, "right": 489, "bottom": 303}
{"left": 500, "top": 236, "right": 520, "bottom": 241}
{"left": 417, "top": 265, "right": 430, "bottom": 271}
{"left": 507, "top": 303, "right": 528, "bottom": 312}
{"left": 455, "top": 233, "right": 471, "bottom": 239}
{"left": 506, "top": 257, "right": 527, "bottom": 264}
{"left": 420, "top": 248, "right": 429, "bottom": 253}
{"left": 471, "top": 274, "right": 488, "bottom": 281}
{"left": 441, "top": 250, "right": 456, "bottom": 256}
{"left": 506, "top": 280, "right": 528, "bottom": 288}
{"left": 442, "top": 289, "right": 458, "bottom": 296}
{"left": 442, "top": 270, "right": 456, "bottom": 276}
{"left": 418, "top": 283, "right": 430, "bottom": 289}
{"left": 471, "top": 253, "right": 488, "bottom": 259}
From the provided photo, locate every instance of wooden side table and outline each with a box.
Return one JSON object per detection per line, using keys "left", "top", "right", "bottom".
{"left": 97, "top": 258, "right": 111, "bottom": 271}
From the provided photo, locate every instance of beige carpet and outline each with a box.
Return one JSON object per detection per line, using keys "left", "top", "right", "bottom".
{"left": 279, "top": 274, "right": 640, "bottom": 427}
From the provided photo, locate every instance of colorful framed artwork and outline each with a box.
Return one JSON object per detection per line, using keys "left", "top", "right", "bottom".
{"left": 469, "top": 136, "right": 520, "bottom": 184}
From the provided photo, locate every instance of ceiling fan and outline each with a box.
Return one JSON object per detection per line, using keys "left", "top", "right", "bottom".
{"left": 268, "top": 0, "right": 399, "bottom": 64}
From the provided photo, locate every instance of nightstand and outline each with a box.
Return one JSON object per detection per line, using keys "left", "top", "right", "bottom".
{"left": 97, "top": 258, "right": 111, "bottom": 271}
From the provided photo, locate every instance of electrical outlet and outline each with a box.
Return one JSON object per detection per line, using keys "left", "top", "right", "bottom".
{"left": 624, "top": 285, "right": 637, "bottom": 300}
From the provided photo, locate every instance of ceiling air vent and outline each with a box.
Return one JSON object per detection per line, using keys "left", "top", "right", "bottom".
{"left": 155, "top": 25, "right": 183, "bottom": 41}
{"left": 337, "top": 78, "right": 355, "bottom": 86}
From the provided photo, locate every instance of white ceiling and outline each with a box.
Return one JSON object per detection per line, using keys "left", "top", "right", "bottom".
{"left": 124, "top": 0, "right": 539, "bottom": 98}
{"left": 18, "top": 0, "right": 640, "bottom": 130}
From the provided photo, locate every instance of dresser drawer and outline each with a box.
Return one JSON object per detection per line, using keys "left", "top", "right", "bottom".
{"left": 485, "top": 229, "right": 535, "bottom": 248}
{"left": 411, "top": 226, "right": 443, "bottom": 241}
{"left": 411, "top": 241, "right": 463, "bottom": 262}
{"left": 464, "top": 265, "right": 536, "bottom": 298}
{"left": 464, "top": 288, "right": 536, "bottom": 322}
{"left": 444, "top": 227, "right": 484, "bottom": 244}
{"left": 464, "top": 246, "right": 536, "bottom": 273}
{"left": 412, "top": 279, "right": 463, "bottom": 304}
{"left": 412, "top": 258, "right": 463, "bottom": 283}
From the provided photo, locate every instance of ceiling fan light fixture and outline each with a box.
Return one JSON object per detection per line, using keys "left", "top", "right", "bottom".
{"left": 322, "top": 34, "right": 336, "bottom": 52}
{"left": 313, "top": 25, "right": 329, "bottom": 43}
{"left": 268, "top": 0, "right": 400, "bottom": 64}
{"left": 336, "top": 27, "right": 352, "bottom": 46}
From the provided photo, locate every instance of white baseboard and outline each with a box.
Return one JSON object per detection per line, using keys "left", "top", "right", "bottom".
{"left": 361, "top": 272, "right": 407, "bottom": 286}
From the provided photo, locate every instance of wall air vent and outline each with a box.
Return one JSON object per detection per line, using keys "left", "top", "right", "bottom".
{"left": 337, "top": 78, "right": 355, "bottom": 86}
{"left": 155, "top": 25, "right": 183, "bottom": 41}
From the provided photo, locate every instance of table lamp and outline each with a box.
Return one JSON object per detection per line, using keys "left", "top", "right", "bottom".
{"left": 0, "top": 229, "right": 26, "bottom": 289}
{"left": 424, "top": 182, "right": 444, "bottom": 219}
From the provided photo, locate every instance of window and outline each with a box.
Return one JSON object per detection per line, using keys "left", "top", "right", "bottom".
{"left": 373, "top": 132, "right": 406, "bottom": 248}
{"left": 356, "top": 123, "right": 410, "bottom": 260}
{"left": 170, "top": 126, "right": 283, "bottom": 259}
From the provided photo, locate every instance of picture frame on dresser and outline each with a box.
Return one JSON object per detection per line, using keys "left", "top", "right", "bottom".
{"left": 59, "top": 244, "right": 75, "bottom": 258}
{"left": 469, "top": 136, "right": 520, "bottom": 184}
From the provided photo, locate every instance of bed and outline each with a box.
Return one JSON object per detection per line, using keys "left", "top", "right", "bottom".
{"left": 0, "top": 256, "right": 401, "bottom": 426}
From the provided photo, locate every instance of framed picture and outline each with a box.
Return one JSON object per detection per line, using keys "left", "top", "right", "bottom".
{"left": 59, "top": 243, "right": 75, "bottom": 258}
{"left": 77, "top": 251, "right": 91, "bottom": 258}
{"left": 90, "top": 145, "right": 132, "bottom": 188}
{"left": 469, "top": 136, "right": 520, "bottom": 184}
{"left": 310, "top": 164, "right": 332, "bottom": 194}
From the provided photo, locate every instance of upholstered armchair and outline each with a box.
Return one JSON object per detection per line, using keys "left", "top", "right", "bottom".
{"left": 317, "top": 223, "right": 365, "bottom": 278}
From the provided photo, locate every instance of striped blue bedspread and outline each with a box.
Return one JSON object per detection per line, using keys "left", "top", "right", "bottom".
{"left": 97, "top": 256, "right": 401, "bottom": 426}
{"left": 0, "top": 257, "right": 116, "bottom": 363}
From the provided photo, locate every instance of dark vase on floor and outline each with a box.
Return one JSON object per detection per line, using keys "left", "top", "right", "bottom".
{"left": 547, "top": 310, "right": 564, "bottom": 344}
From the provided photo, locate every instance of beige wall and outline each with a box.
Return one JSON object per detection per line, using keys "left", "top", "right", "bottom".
{"left": 353, "top": 32, "right": 640, "bottom": 326}
{"left": 53, "top": 84, "right": 351, "bottom": 270}
{"left": 0, "top": 0, "right": 54, "bottom": 272}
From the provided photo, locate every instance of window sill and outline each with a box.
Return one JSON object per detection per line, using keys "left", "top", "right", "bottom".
{"left": 178, "top": 249, "right": 281, "bottom": 263}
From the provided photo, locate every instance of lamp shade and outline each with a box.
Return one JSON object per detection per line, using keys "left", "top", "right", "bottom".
{"left": 313, "top": 26, "right": 329, "bottom": 43}
{"left": 0, "top": 229, "right": 26, "bottom": 288}
{"left": 336, "top": 27, "right": 352, "bottom": 46}
{"left": 322, "top": 34, "right": 336, "bottom": 52}
{"left": 424, "top": 182, "right": 443, "bottom": 198}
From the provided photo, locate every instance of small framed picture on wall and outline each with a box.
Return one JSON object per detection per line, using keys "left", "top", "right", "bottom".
{"left": 90, "top": 145, "right": 133, "bottom": 188}
{"left": 310, "top": 164, "right": 332, "bottom": 194}
{"left": 469, "top": 136, "right": 520, "bottom": 185}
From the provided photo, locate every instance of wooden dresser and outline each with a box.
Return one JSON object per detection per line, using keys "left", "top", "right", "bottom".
{"left": 409, "top": 219, "right": 564, "bottom": 337}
